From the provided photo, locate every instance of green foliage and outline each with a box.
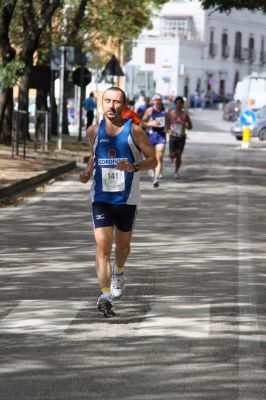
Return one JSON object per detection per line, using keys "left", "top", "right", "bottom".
{"left": 0, "top": 60, "right": 24, "bottom": 88}
{"left": 198, "top": 0, "right": 266, "bottom": 12}
{"left": 83, "top": 0, "right": 168, "bottom": 51}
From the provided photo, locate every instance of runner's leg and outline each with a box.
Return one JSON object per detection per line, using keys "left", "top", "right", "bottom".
{"left": 114, "top": 228, "right": 133, "bottom": 268}
{"left": 93, "top": 226, "right": 113, "bottom": 289}
{"left": 154, "top": 143, "right": 165, "bottom": 179}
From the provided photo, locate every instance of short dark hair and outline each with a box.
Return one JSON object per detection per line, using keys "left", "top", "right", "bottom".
{"left": 103, "top": 86, "right": 126, "bottom": 105}
{"left": 174, "top": 96, "right": 184, "bottom": 104}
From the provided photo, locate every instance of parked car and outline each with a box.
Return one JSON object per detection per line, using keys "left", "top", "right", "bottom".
{"left": 231, "top": 106, "right": 266, "bottom": 140}
{"left": 223, "top": 100, "right": 241, "bottom": 122}
{"left": 252, "top": 118, "right": 266, "bottom": 140}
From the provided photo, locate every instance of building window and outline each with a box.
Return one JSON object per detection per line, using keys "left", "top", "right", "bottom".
{"left": 161, "top": 18, "right": 188, "bottom": 38}
{"left": 234, "top": 70, "right": 239, "bottom": 91}
{"left": 145, "top": 48, "right": 155, "bottom": 64}
{"left": 248, "top": 37, "right": 256, "bottom": 63}
{"left": 219, "top": 79, "right": 225, "bottom": 96}
{"left": 234, "top": 32, "right": 242, "bottom": 59}
{"left": 221, "top": 33, "right": 230, "bottom": 58}
{"left": 209, "top": 30, "right": 217, "bottom": 57}
{"left": 260, "top": 37, "right": 265, "bottom": 64}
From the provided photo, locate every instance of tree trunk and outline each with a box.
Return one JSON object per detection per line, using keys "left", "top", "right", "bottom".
{"left": 17, "top": 65, "right": 31, "bottom": 141}
{"left": 0, "top": 0, "right": 17, "bottom": 144}
{"left": 0, "top": 87, "right": 13, "bottom": 144}
{"left": 35, "top": 87, "right": 48, "bottom": 148}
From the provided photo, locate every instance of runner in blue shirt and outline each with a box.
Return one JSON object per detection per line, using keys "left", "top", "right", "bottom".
{"left": 80, "top": 86, "right": 157, "bottom": 317}
{"left": 141, "top": 93, "right": 169, "bottom": 187}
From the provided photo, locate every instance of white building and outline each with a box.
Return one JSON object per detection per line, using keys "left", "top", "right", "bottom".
{"left": 125, "top": 0, "right": 266, "bottom": 104}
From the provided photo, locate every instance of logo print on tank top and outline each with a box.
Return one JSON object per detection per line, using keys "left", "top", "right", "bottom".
{"left": 108, "top": 149, "right": 116, "bottom": 158}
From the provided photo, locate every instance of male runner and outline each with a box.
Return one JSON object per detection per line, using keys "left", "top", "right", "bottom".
{"left": 80, "top": 86, "right": 157, "bottom": 317}
{"left": 141, "top": 93, "right": 168, "bottom": 188}
{"left": 167, "top": 96, "right": 193, "bottom": 178}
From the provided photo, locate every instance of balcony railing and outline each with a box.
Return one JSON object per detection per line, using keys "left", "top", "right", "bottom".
{"left": 221, "top": 44, "right": 230, "bottom": 58}
{"left": 209, "top": 43, "right": 217, "bottom": 57}
{"left": 260, "top": 50, "right": 266, "bottom": 64}
{"left": 248, "top": 48, "right": 256, "bottom": 63}
{"left": 235, "top": 47, "right": 249, "bottom": 61}
{"left": 240, "top": 48, "right": 249, "bottom": 60}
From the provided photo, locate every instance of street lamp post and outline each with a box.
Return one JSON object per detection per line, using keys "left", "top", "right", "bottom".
{"left": 58, "top": 46, "right": 65, "bottom": 151}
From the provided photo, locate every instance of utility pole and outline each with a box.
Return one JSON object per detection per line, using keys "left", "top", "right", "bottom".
{"left": 78, "top": 53, "right": 85, "bottom": 142}
{"left": 58, "top": 46, "right": 65, "bottom": 151}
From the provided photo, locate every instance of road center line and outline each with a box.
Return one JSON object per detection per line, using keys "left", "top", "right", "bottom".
{"left": 0, "top": 300, "right": 86, "bottom": 336}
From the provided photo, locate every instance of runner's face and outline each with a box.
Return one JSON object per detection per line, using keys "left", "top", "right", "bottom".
{"left": 175, "top": 100, "right": 183, "bottom": 110}
{"left": 102, "top": 90, "right": 125, "bottom": 120}
{"left": 153, "top": 98, "right": 162, "bottom": 110}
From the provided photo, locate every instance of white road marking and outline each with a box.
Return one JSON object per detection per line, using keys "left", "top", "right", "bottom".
{"left": 237, "top": 177, "right": 265, "bottom": 399}
{"left": 137, "top": 297, "right": 210, "bottom": 338}
{"left": 0, "top": 300, "right": 86, "bottom": 336}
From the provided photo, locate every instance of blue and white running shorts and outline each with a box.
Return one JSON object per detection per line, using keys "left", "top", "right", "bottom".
{"left": 92, "top": 201, "right": 137, "bottom": 232}
{"left": 148, "top": 131, "right": 166, "bottom": 146}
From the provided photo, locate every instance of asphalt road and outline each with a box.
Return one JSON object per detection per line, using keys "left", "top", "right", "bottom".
{"left": 0, "top": 110, "right": 265, "bottom": 400}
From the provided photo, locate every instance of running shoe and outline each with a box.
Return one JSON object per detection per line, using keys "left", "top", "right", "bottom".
{"left": 148, "top": 169, "right": 154, "bottom": 178}
{"left": 111, "top": 270, "right": 125, "bottom": 300}
{"left": 97, "top": 294, "right": 115, "bottom": 317}
{"left": 174, "top": 172, "right": 180, "bottom": 179}
{"left": 153, "top": 179, "right": 159, "bottom": 188}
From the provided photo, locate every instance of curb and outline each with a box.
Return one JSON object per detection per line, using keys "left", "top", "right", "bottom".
{"left": 0, "top": 160, "right": 76, "bottom": 200}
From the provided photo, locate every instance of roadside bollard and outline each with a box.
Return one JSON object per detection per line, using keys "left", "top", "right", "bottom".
{"left": 241, "top": 126, "right": 251, "bottom": 149}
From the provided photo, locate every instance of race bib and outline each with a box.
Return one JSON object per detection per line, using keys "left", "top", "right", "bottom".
{"left": 172, "top": 123, "right": 183, "bottom": 137}
{"left": 156, "top": 116, "right": 165, "bottom": 128}
{"left": 102, "top": 168, "right": 125, "bottom": 192}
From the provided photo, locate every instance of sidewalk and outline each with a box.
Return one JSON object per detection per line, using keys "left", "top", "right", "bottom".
{"left": 0, "top": 135, "right": 90, "bottom": 204}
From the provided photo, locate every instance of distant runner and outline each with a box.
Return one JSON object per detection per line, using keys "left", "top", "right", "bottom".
{"left": 167, "top": 96, "right": 193, "bottom": 179}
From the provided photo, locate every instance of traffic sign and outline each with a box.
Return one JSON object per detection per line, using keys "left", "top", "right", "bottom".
{"left": 102, "top": 55, "right": 124, "bottom": 77}
{"left": 50, "top": 46, "right": 74, "bottom": 71}
{"left": 72, "top": 67, "right": 92, "bottom": 87}
{"left": 240, "top": 110, "right": 256, "bottom": 126}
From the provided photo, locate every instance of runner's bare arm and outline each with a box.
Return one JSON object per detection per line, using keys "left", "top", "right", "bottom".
{"left": 116, "top": 124, "right": 157, "bottom": 173}
{"left": 166, "top": 110, "right": 174, "bottom": 135}
{"left": 141, "top": 107, "right": 160, "bottom": 128}
{"left": 79, "top": 125, "right": 98, "bottom": 183}
{"left": 185, "top": 113, "right": 193, "bottom": 130}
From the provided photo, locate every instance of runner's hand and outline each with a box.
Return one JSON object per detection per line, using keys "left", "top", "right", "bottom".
{"left": 167, "top": 129, "right": 173, "bottom": 136}
{"left": 116, "top": 160, "right": 134, "bottom": 172}
{"left": 150, "top": 120, "right": 161, "bottom": 128}
{"left": 80, "top": 170, "right": 91, "bottom": 183}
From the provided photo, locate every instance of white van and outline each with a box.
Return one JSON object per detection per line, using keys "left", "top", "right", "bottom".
{"left": 234, "top": 72, "right": 266, "bottom": 110}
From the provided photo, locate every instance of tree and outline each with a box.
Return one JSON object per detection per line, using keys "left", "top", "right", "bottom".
{"left": 85, "top": 0, "right": 167, "bottom": 58}
{"left": 0, "top": 0, "right": 18, "bottom": 144}
{"left": 54, "top": 0, "right": 90, "bottom": 137}
{"left": 0, "top": 0, "right": 168, "bottom": 144}
{"left": 198, "top": 0, "right": 266, "bottom": 13}
{"left": 16, "top": 0, "right": 60, "bottom": 141}
{"left": 0, "top": 0, "right": 61, "bottom": 144}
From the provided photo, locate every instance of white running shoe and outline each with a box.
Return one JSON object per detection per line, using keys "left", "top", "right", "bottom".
{"left": 111, "top": 272, "right": 125, "bottom": 300}
{"left": 148, "top": 169, "right": 154, "bottom": 178}
{"left": 97, "top": 294, "right": 115, "bottom": 317}
{"left": 153, "top": 179, "right": 159, "bottom": 188}
{"left": 174, "top": 172, "right": 180, "bottom": 179}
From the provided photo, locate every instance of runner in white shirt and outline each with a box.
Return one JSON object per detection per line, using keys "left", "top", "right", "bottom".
{"left": 167, "top": 96, "right": 193, "bottom": 179}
